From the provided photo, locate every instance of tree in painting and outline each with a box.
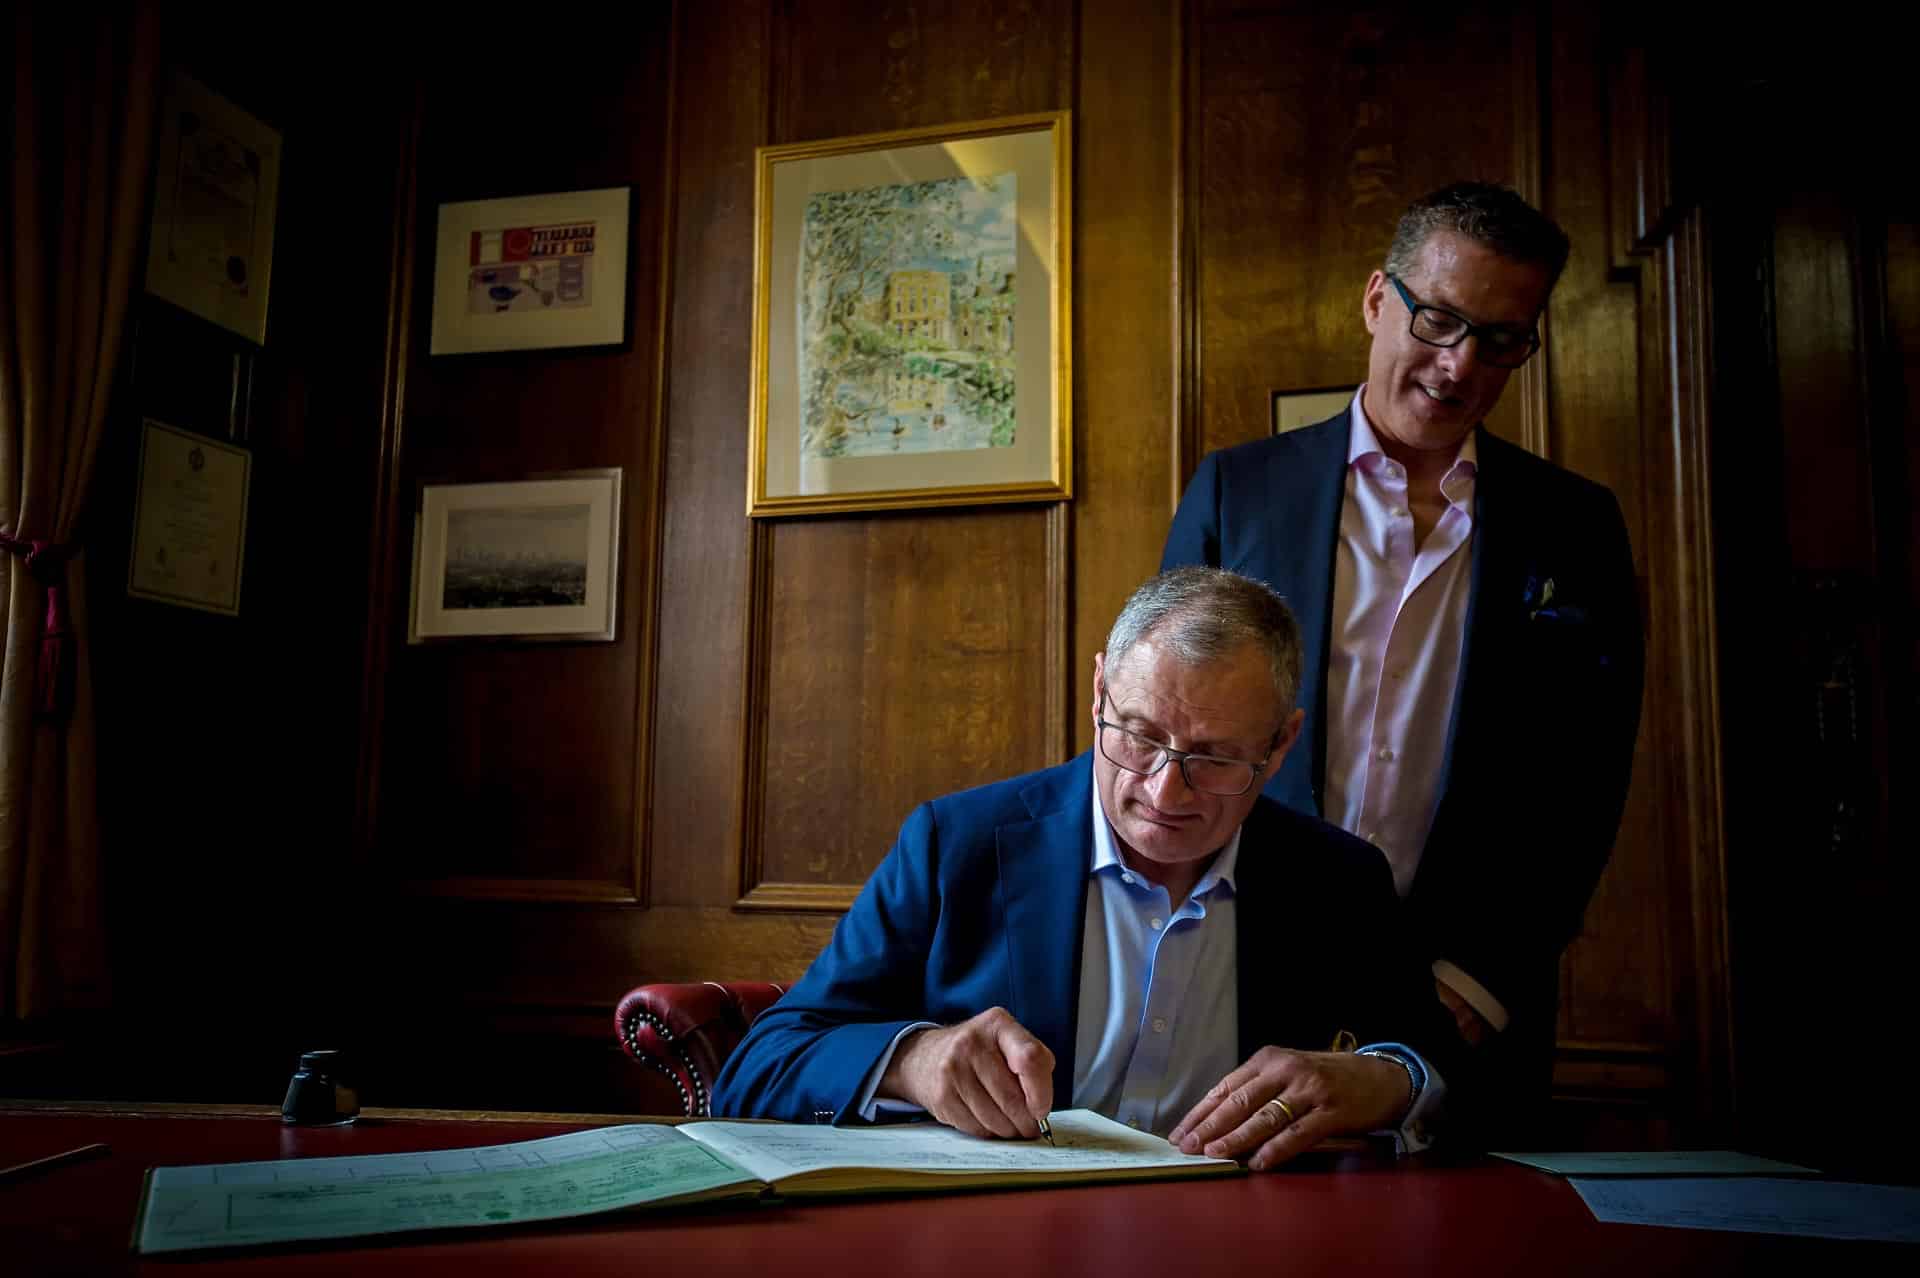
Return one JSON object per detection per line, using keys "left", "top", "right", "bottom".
{"left": 797, "top": 173, "right": 1017, "bottom": 459}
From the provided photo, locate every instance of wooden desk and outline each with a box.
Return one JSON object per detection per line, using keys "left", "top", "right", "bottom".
{"left": 0, "top": 1100, "right": 1899, "bottom": 1275}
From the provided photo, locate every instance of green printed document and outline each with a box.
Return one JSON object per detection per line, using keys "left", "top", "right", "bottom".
{"left": 133, "top": 1110, "right": 1238, "bottom": 1254}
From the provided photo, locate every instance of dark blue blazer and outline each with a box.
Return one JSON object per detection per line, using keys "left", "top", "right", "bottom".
{"left": 712, "top": 753, "right": 1455, "bottom": 1125}
{"left": 1161, "top": 412, "right": 1644, "bottom": 1029}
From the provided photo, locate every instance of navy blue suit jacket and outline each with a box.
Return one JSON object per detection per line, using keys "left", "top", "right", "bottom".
{"left": 1161, "top": 412, "right": 1644, "bottom": 1036}
{"left": 712, "top": 753, "right": 1456, "bottom": 1125}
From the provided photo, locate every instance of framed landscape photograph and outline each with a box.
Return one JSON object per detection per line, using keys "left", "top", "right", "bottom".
{"left": 408, "top": 470, "right": 622, "bottom": 643}
{"left": 429, "top": 187, "right": 631, "bottom": 355}
{"left": 144, "top": 71, "right": 282, "bottom": 344}
{"left": 747, "top": 111, "right": 1071, "bottom": 517}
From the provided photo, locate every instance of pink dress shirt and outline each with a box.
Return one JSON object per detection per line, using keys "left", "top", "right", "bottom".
{"left": 1324, "top": 390, "right": 1508, "bottom": 1031}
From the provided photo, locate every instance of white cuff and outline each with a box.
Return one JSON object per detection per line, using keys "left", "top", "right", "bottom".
{"left": 852, "top": 1022, "right": 940, "bottom": 1122}
{"left": 1433, "top": 959, "right": 1510, "bottom": 1032}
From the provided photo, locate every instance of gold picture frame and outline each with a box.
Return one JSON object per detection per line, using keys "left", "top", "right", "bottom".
{"left": 747, "top": 111, "right": 1072, "bottom": 517}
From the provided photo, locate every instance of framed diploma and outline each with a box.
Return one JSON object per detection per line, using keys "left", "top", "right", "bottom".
{"left": 126, "top": 418, "right": 252, "bottom": 615}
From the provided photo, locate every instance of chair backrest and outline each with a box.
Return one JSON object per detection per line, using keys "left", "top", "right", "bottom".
{"left": 613, "top": 981, "right": 788, "bottom": 1117}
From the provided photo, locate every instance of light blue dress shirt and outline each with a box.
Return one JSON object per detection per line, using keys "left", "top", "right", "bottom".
{"left": 857, "top": 790, "right": 1446, "bottom": 1149}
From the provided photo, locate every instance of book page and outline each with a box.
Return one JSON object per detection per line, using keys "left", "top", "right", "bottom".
{"left": 682, "top": 1109, "right": 1237, "bottom": 1189}
{"left": 136, "top": 1124, "right": 760, "bottom": 1255}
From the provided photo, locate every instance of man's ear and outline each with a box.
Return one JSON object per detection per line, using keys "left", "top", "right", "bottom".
{"left": 1261, "top": 708, "right": 1307, "bottom": 783}
{"left": 1091, "top": 651, "right": 1106, "bottom": 718}
{"left": 1362, "top": 270, "right": 1388, "bottom": 334}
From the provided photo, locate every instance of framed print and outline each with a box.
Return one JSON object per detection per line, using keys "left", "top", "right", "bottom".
{"left": 127, "top": 418, "right": 251, "bottom": 615}
{"left": 1272, "top": 386, "right": 1356, "bottom": 435}
{"left": 748, "top": 111, "right": 1071, "bottom": 517}
{"left": 430, "top": 187, "right": 631, "bottom": 355}
{"left": 144, "top": 71, "right": 282, "bottom": 344}
{"left": 408, "top": 470, "right": 622, "bottom": 643}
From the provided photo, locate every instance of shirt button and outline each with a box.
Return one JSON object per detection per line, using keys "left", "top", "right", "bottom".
{"left": 1152, "top": 1018, "right": 1168, "bottom": 1034}
{"left": 1390, "top": 507, "right": 1407, "bottom": 519}
{"left": 1149, "top": 917, "right": 1164, "bottom": 931}
{"left": 1121, "top": 873, "right": 1134, "bottom": 885}
{"left": 1376, "top": 746, "right": 1395, "bottom": 762}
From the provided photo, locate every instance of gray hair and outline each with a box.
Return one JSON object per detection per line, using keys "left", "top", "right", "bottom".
{"left": 1104, "top": 567, "right": 1303, "bottom": 716}
{"left": 1384, "top": 182, "right": 1571, "bottom": 294}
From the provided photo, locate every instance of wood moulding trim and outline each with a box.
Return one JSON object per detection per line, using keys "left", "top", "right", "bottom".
{"left": 625, "top": 5, "right": 689, "bottom": 909}
{"left": 1664, "top": 209, "right": 1734, "bottom": 1128}
{"left": 404, "top": 878, "right": 639, "bottom": 904}
{"left": 736, "top": 881, "right": 862, "bottom": 913}
{"left": 1511, "top": 1, "right": 1551, "bottom": 460}
{"left": 352, "top": 82, "right": 425, "bottom": 863}
{"left": 1171, "top": 0, "right": 1199, "bottom": 507}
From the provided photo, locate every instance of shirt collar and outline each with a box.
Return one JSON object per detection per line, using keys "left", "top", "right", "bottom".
{"left": 1348, "top": 385, "right": 1479, "bottom": 502}
{"left": 1089, "top": 785, "right": 1241, "bottom": 898}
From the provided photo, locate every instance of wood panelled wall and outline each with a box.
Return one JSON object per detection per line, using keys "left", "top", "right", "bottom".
{"left": 75, "top": 0, "right": 1844, "bottom": 1142}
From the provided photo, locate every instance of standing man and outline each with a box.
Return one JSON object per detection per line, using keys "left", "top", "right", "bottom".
{"left": 714, "top": 568, "right": 1461, "bottom": 1168}
{"left": 1161, "top": 183, "right": 1643, "bottom": 1137}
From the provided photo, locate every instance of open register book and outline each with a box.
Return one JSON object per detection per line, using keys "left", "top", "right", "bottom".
{"left": 133, "top": 1109, "right": 1240, "bottom": 1254}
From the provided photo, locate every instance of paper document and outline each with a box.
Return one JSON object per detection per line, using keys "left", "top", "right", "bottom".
{"left": 136, "top": 1125, "right": 758, "bottom": 1255}
{"left": 1492, "top": 1150, "right": 1818, "bottom": 1177}
{"left": 685, "top": 1109, "right": 1229, "bottom": 1186}
{"left": 1567, "top": 1176, "right": 1920, "bottom": 1243}
{"left": 134, "top": 1110, "right": 1237, "bottom": 1255}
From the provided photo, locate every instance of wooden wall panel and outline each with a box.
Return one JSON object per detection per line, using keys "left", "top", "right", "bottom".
{"left": 1072, "top": 0, "right": 1182, "bottom": 750}
{"left": 1541, "top": 0, "right": 1670, "bottom": 1055}
{"left": 649, "top": 0, "right": 767, "bottom": 912}
{"left": 1190, "top": 2, "right": 1526, "bottom": 465}
{"left": 781, "top": 0, "right": 1072, "bottom": 139}
{"left": 735, "top": 0, "right": 1077, "bottom": 908}
{"left": 749, "top": 511, "right": 1054, "bottom": 898}
{"left": 373, "top": 16, "right": 673, "bottom": 899}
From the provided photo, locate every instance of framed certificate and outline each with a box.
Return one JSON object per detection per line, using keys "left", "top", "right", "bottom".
{"left": 126, "top": 418, "right": 251, "bottom": 615}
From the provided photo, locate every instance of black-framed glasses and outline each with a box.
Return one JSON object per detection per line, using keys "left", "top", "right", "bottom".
{"left": 1386, "top": 274, "right": 1540, "bottom": 368}
{"left": 1094, "top": 694, "right": 1273, "bottom": 796}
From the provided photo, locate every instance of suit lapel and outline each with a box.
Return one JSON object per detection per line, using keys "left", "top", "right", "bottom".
{"left": 998, "top": 758, "right": 1096, "bottom": 1102}
{"left": 1264, "top": 412, "right": 1351, "bottom": 813}
{"left": 1439, "top": 426, "right": 1527, "bottom": 803}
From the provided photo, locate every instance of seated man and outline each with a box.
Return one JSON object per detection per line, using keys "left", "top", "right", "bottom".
{"left": 713, "top": 567, "right": 1461, "bottom": 1169}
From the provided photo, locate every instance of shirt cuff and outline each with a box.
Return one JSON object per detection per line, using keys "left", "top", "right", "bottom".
{"left": 1433, "top": 959, "right": 1511, "bottom": 1032}
{"left": 1356, "top": 1041, "right": 1446, "bottom": 1154}
{"left": 852, "top": 1021, "right": 940, "bottom": 1122}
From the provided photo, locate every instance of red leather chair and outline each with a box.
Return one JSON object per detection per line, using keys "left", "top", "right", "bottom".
{"left": 613, "top": 981, "right": 788, "bottom": 1117}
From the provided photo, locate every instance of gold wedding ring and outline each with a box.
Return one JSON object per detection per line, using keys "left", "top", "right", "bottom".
{"left": 1261, "top": 1097, "right": 1296, "bottom": 1126}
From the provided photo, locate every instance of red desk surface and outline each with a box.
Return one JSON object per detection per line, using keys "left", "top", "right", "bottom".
{"left": 0, "top": 1101, "right": 1901, "bottom": 1276}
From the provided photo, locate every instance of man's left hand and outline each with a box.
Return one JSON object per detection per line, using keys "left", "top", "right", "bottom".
{"left": 1167, "top": 1048, "right": 1410, "bottom": 1171}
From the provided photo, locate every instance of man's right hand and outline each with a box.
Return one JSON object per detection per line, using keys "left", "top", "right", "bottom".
{"left": 878, "top": 1006, "right": 1055, "bottom": 1139}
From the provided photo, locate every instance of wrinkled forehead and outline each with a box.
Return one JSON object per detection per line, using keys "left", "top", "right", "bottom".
{"left": 1102, "top": 643, "right": 1283, "bottom": 742}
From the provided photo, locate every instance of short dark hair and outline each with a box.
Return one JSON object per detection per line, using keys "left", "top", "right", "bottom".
{"left": 1104, "top": 567, "right": 1303, "bottom": 715}
{"left": 1384, "top": 182, "right": 1571, "bottom": 292}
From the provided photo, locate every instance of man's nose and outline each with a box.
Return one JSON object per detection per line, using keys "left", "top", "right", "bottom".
{"left": 1435, "top": 336, "right": 1481, "bottom": 379}
{"left": 1148, "top": 756, "right": 1195, "bottom": 804}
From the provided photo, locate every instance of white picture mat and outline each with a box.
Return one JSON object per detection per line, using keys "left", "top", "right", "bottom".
{"left": 430, "top": 187, "right": 631, "bottom": 354}
{"left": 408, "top": 472, "right": 621, "bottom": 642}
{"left": 757, "top": 119, "right": 1065, "bottom": 509}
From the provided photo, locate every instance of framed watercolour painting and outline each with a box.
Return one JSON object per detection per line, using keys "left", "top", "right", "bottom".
{"left": 747, "top": 111, "right": 1071, "bottom": 517}
{"left": 144, "top": 72, "right": 282, "bottom": 344}
{"left": 429, "top": 187, "right": 631, "bottom": 355}
{"left": 408, "top": 470, "right": 623, "bottom": 643}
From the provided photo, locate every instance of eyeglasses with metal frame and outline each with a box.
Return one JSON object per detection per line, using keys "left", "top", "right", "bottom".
{"left": 1385, "top": 273, "right": 1540, "bottom": 368}
{"left": 1094, "top": 694, "right": 1276, "bottom": 797}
